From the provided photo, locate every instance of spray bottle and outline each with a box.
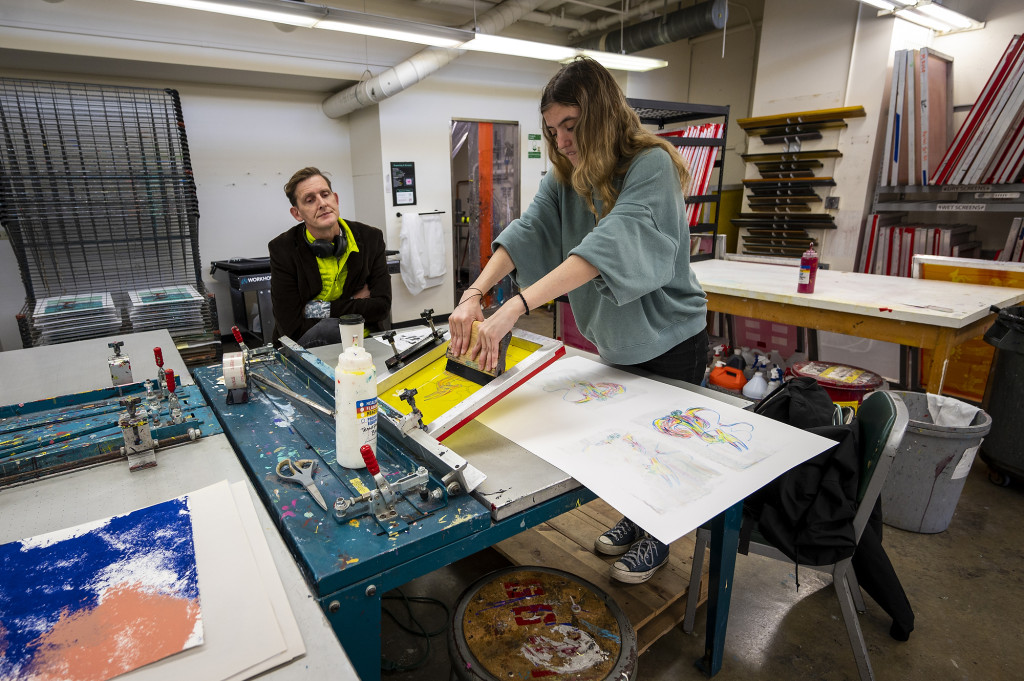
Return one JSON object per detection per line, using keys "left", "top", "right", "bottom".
{"left": 797, "top": 241, "right": 819, "bottom": 294}
{"left": 335, "top": 345, "right": 378, "bottom": 469}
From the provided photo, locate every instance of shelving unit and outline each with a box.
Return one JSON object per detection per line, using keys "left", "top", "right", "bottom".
{"left": 627, "top": 98, "right": 729, "bottom": 261}
{"left": 735, "top": 106, "right": 865, "bottom": 259}
{"left": 872, "top": 183, "right": 1024, "bottom": 212}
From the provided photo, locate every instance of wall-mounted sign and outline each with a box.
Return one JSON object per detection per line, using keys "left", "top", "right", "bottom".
{"left": 390, "top": 161, "right": 416, "bottom": 206}
{"left": 528, "top": 133, "right": 542, "bottom": 159}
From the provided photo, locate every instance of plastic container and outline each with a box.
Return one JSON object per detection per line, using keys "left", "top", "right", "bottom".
{"left": 710, "top": 364, "right": 746, "bottom": 391}
{"left": 881, "top": 391, "right": 991, "bottom": 533}
{"left": 335, "top": 345, "right": 378, "bottom": 468}
{"left": 980, "top": 305, "right": 1024, "bottom": 481}
{"left": 790, "top": 360, "right": 883, "bottom": 408}
{"left": 742, "top": 371, "right": 769, "bottom": 400}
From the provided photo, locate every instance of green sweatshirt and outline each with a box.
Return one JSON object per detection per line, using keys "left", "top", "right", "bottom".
{"left": 494, "top": 147, "right": 707, "bottom": 365}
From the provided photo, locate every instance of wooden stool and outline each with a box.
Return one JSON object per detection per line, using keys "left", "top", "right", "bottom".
{"left": 448, "top": 566, "right": 637, "bottom": 680}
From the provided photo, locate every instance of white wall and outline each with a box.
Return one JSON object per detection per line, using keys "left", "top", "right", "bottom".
{"left": 373, "top": 56, "right": 560, "bottom": 324}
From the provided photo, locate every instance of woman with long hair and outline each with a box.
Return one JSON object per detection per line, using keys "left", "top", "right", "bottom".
{"left": 448, "top": 56, "right": 709, "bottom": 584}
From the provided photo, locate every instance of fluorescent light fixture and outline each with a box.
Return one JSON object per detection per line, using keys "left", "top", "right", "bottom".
{"left": 315, "top": 11, "right": 473, "bottom": 48}
{"left": 579, "top": 50, "right": 668, "bottom": 72}
{"left": 132, "top": 0, "right": 668, "bottom": 70}
{"left": 855, "top": 0, "right": 985, "bottom": 34}
{"left": 462, "top": 34, "right": 577, "bottom": 61}
{"left": 463, "top": 34, "right": 667, "bottom": 72}
{"left": 134, "top": 0, "right": 324, "bottom": 28}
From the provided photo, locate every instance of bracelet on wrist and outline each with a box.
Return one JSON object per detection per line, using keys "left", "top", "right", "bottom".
{"left": 517, "top": 291, "right": 530, "bottom": 316}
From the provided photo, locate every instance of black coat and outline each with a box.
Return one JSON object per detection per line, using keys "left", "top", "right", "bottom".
{"left": 268, "top": 220, "right": 391, "bottom": 344}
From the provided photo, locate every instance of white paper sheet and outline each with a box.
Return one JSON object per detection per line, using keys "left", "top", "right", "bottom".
{"left": 477, "top": 357, "right": 836, "bottom": 544}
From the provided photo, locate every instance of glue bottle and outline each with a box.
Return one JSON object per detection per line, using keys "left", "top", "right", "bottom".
{"left": 797, "top": 242, "right": 819, "bottom": 294}
{"left": 335, "top": 345, "right": 378, "bottom": 469}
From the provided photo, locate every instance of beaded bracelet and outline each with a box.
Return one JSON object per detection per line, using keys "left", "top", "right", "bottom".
{"left": 518, "top": 291, "right": 530, "bottom": 316}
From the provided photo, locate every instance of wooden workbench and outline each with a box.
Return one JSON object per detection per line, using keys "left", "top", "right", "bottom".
{"left": 692, "top": 259, "right": 1024, "bottom": 393}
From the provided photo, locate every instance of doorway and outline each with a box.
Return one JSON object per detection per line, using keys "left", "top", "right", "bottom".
{"left": 450, "top": 120, "right": 520, "bottom": 309}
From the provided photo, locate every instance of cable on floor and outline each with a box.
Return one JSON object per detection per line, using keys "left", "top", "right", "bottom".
{"left": 380, "top": 588, "right": 451, "bottom": 673}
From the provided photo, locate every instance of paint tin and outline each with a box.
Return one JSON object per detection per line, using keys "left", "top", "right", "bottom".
{"left": 790, "top": 360, "right": 884, "bottom": 407}
{"left": 449, "top": 566, "right": 637, "bottom": 681}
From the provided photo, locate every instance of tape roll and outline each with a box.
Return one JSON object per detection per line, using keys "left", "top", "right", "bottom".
{"left": 223, "top": 352, "right": 246, "bottom": 389}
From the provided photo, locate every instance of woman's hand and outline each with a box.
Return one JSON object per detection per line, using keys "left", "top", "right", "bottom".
{"left": 469, "top": 301, "right": 522, "bottom": 372}
{"left": 448, "top": 291, "right": 485, "bottom": 357}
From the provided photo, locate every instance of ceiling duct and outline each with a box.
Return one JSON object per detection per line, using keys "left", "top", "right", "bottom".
{"left": 573, "top": 0, "right": 727, "bottom": 53}
{"left": 322, "top": 0, "right": 548, "bottom": 118}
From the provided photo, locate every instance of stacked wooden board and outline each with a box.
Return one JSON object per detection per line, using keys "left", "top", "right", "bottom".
{"left": 932, "top": 35, "right": 1024, "bottom": 186}
{"left": 736, "top": 107, "right": 865, "bottom": 257}
{"left": 880, "top": 48, "right": 953, "bottom": 186}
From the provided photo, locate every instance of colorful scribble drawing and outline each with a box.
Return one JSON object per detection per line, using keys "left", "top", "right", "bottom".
{"left": 583, "top": 431, "right": 718, "bottom": 494}
{"left": 653, "top": 407, "right": 753, "bottom": 451}
{"left": 0, "top": 497, "right": 204, "bottom": 681}
{"left": 544, "top": 379, "right": 625, "bottom": 403}
{"left": 422, "top": 374, "right": 468, "bottom": 401}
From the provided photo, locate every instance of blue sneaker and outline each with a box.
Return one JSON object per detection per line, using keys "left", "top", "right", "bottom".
{"left": 595, "top": 517, "right": 642, "bottom": 556}
{"left": 611, "top": 536, "right": 669, "bottom": 584}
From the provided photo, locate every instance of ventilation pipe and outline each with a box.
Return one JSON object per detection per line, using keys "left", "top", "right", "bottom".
{"left": 322, "top": 0, "right": 549, "bottom": 118}
{"left": 573, "top": 0, "right": 727, "bottom": 53}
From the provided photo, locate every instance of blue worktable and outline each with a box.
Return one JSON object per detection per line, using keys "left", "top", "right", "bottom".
{"left": 193, "top": 342, "right": 745, "bottom": 681}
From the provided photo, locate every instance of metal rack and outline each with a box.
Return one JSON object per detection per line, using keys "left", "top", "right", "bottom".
{"left": 0, "top": 77, "right": 219, "bottom": 360}
{"left": 628, "top": 98, "right": 730, "bottom": 261}
{"left": 872, "top": 183, "right": 1024, "bottom": 212}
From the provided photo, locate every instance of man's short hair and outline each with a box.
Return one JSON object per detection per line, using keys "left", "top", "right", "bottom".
{"left": 284, "top": 167, "right": 332, "bottom": 206}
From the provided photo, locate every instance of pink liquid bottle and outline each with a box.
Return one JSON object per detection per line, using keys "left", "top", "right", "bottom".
{"left": 798, "top": 242, "right": 819, "bottom": 294}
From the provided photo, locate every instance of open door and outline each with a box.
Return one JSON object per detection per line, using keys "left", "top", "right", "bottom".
{"left": 450, "top": 120, "right": 520, "bottom": 309}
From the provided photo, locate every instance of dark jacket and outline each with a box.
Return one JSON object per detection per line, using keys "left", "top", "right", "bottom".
{"left": 268, "top": 220, "right": 391, "bottom": 344}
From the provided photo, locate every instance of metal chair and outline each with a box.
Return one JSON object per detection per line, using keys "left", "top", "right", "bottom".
{"left": 682, "top": 390, "right": 909, "bottom": 681}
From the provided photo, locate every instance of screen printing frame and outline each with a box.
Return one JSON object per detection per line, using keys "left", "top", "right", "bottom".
{"left": 375, "top": 328, "right": 565, "bottom": 442}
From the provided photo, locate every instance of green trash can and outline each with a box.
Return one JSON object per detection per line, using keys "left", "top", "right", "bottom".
{"left": 881, "top": 391, "right": 991, "bottom": 534}
{"left": 981, "top": 305, "right": 1024, "bottom": 484}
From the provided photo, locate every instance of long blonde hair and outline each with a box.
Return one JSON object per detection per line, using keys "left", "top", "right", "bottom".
{"left": 541, "top": 57, "right": 690, "bottom": 220}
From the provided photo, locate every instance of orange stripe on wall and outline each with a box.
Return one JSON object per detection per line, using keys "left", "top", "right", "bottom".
{"left": 479, "top": 122, "right": 493, "bottom": 277}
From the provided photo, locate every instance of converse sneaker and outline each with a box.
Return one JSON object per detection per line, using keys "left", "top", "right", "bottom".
{"left": 594, "top": 517, "right": 642, "bottom": 556}
{"left": 610, "top": 536, "right": 670, "bottom": 584}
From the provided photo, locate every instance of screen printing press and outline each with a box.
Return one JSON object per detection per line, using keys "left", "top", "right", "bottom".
{"left": 185, "top": 326, "right": 757, "bottom": 681}
{"left": 0, "top": 330, "right": 359, "bottom": 681}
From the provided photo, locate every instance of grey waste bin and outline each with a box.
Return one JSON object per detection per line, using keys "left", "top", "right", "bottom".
{"left": 981, "top": 305, "right": 1024, "bottom": 484}
{"left": 881, "top": 391, "right": 991, "bottom": 534}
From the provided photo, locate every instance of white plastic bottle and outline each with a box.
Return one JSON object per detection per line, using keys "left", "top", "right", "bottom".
{"left": 742, "top": 370, "right": 769, "bottom": 400}
{"left": 335, "top": 345, "right": 378, "bottom": 469}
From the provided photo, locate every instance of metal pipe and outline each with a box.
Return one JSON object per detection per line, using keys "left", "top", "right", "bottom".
{"left": 573, "top": 0, "right": 727, "bottom": 51}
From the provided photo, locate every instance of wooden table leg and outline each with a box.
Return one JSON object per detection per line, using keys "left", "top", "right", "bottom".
{"left": 927, "top": 329, "right": 958, "bottom": 395}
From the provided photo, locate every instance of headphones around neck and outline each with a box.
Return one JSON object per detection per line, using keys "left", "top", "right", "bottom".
{"left": 307, "top": 232, "right": 346, "bottom": 259}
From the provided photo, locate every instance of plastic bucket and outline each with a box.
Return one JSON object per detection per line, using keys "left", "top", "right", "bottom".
{"left": 881, "top": 391, "right": 992, "bottom": 533}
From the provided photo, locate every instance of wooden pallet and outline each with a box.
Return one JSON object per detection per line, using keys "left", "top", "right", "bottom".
{"left": 493, "top": 499, "right": 708, "bottom": 655}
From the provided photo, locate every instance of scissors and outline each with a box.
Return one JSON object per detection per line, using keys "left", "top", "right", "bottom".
{"left": 276, "top": 459, "right": 329, "bottom": 512}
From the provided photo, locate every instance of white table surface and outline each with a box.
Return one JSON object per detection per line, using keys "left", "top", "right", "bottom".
{"left": 692, "top": 258, "right": 1024, "bottom": 329}
{"left": 0, "top": 329, "right": 193, "bottom": 404}
{"left": 0, "top": 335, "right": 359, "bottom": 680}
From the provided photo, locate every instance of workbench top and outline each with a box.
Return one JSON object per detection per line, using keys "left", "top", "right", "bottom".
{"left": 692, "top": 259, "right": 1024, "bottom": 328}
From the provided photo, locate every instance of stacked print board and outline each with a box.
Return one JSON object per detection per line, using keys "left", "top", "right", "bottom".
{"left": 737, "top": 107, "right": 865, "bottom": 257}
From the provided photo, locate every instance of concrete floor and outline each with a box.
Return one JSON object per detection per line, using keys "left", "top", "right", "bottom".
{"left": 379, "top": 308, "right": 1024, "bottom": 680}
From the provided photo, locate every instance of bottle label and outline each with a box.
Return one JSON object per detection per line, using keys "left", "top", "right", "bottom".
{"left": 798, "top": 266, "right": 812, "bottom": 284}
{"left": 356, "top": 397, "right": 378, "bottom": 423}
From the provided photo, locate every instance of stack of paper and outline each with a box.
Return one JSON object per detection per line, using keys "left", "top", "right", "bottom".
{"left": 129, "top": 285, "right": 206, "bottom": 335}
{"left": 33, "top": 292, "right": 122, "bottom": 344}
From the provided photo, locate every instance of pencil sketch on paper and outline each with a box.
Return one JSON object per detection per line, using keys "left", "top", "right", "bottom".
{"left": 543, "top": 379, "right": 626, "bottom": 403}
{"left": 0, "top": 496, "right": 204, "bottom": 681}
{"left": 652, "top": 407, "right": 766, "bottom": 470}
{"left": 577, "top": 430, "right": 719, "bottom": 511}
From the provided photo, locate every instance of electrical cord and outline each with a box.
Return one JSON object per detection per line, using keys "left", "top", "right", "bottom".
{"left": 380, "top": 588, "right": 451, "bottom": 673}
